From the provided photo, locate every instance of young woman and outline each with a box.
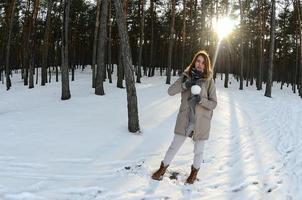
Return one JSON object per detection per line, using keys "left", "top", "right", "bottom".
{"left": 151, "top": 50, "right": 217, "bottom": 184}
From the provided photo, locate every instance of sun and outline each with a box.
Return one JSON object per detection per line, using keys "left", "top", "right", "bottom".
{"left": 214, "top": 17, "right": 236, "bottom": 40}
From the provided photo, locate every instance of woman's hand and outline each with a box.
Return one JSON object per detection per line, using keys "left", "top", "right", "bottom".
{"left": 184, "top": 79, "right": 196, "bottom": 89}
{"left": 192, "top": 94, "right": 201, "bottom": 103}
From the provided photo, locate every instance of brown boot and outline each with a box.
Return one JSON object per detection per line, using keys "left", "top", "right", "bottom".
{"left": 151, "top": 161, "right": 169, "bottom": 181}
{"left": 186, "top": 165, "right": 199, "bottom": 184}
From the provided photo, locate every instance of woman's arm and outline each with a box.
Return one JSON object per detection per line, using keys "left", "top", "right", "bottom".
{"left": 167, "top": 76, "right": 186, "bottom": 96}
{"left": 199, "top": 79, "right": 217, "bottom": 110}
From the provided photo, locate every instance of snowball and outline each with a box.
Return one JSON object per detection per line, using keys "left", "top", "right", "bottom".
{"left": 191, "top": 85, "right": 201, "bottom": 95}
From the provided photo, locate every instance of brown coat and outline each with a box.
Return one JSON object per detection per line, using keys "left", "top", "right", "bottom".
{"left": 168, "top": 72, "right": 217, "bottom": 141}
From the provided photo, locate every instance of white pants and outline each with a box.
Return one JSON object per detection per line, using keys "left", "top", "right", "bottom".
{"left": 163, "top": 134, "right": 205, "bottom": 169}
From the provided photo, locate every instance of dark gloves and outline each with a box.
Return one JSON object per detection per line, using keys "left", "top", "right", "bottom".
{"left": 184, "top": 79, "right": 196, "bottom": 89}
{"left": 192, "top": 94, "right": 201, "bottom": 103}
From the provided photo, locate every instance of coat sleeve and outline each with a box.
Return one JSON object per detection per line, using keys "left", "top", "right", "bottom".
{"left": 167, "top": 77, "right": 187, "bottom": 96}
{"left": 199, "top": 79, "right": 217, "bottom": 110}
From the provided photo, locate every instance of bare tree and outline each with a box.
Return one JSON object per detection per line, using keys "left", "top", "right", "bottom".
{"left": 224, "top": 0, "right": 230, "bottom": 88}
{"left": 166, "top": 0, "right": 176, "bottom": 84}
{"left": 107, "top": 0, "right": 112, "bottom": 84}
{"left": 22, "top": 0, "right": 31, "bottom": 86}
{"left": 117, "top": 43, "right": 125, "bottom": 88}
{"left": 4, "top": 0, "right": 16, "bottom": 90}
{"left": 148, "top": 0, "right": 155, "bottom": 77}
{"left": 136, "top": 0, "right": 145, "bottom": 83}
{"left": 295, "top": 0, "right": 302, "bottom": 97}
{"left": 264, "top": 0, "right": 276, "bottom": 97}
{"left": 28, "top": 0, "right": 40, "bottom": 89}
{"left": 257, "top": 0, "right": 264, "bottom": 90}
{"left": 92, "top": 0, "right": 101, "bottom": 88}
{"left": 239, "top": 0, "right": 244, "bottom": 90}
{"left": 61, "top": 0, "right": 71, "bottom": 100}
{"left": 95, "top": 0, "right": 109, "bottom": 95}
{"left": 42, "top": 0, "right": 53, "bottom": 86}
{"left": 113, "top": 0, "right": 140, "bottom": 133}
{"left": 200, "top": 0, "right": 206, "bottom": 50}
{"left": 117, "top": 0, "right": 127, "bottom": 88}
{"left": 181, "top": 0, "right": 187, "bottom": 72}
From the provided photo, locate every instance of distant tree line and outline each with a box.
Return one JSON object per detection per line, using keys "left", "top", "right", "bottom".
{"left": 1, "top": 0, "right": 302, "bottom": 131}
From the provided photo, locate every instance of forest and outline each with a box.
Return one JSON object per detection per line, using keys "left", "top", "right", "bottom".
{"left": 1, "top": 0, "right": 302, "bottom": 131}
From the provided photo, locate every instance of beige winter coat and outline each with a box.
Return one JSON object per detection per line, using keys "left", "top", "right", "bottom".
{"left": 168, "top": 72, "right": 217, "bottom": 141}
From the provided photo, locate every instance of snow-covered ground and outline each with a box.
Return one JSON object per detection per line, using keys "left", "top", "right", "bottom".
{"left": 0, "top": 69, "right": 301, "bottom": 200}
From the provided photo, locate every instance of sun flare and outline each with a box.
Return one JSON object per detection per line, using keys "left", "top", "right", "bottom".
{"left": 214, "top": 17, "right": 236, "bottom": 40}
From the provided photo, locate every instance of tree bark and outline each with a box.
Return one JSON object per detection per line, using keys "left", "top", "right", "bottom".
{"left": 264, "top": 0, "right": 276, "bottom": 97}
{"left": 117, "top": 43, "right": 124, "bottom": 88}
{"left": 148, "top": 0, "right": 154, "bottom": 77}
{"left": 42, "top": 0, "right": 53, "bottom": 86}
{"left": 293, "top": 31, "right": 299, "bottom": 93}
{"left": 224, "top": 41, "right": 231, "bottom": 88}
{"left": 257, "top": 0, "right": 264, "bottom": 90}
{"left": 61, "top": 0, "right": 71, "bottom": 100}
{"left": 200, "top": 0, "right": 206, "bottom": 49}
{"left": 107, "top": 0, "right": 112, "bottom": 84}
{"left": 95, "top": 0, "right": 109, "bottom": 95}
{"left": 137, "top": 0, "right": 145, "bottom": 83}
{"left": 239, "top": 0, "right": 244, "bottom": 90}
{"left": 181, "top": 0, "right": 187, "bottom": 73}
{"left": 22, "top": 0, "right": 31, "bottom": 86}
{"left": 114, "top": 0, "right": 140, "bottom": 133}
{"left": 92, "top": 0, "right": 101, "bottom": 88}
{"left": 223, "top": 0, "right": 229, "bottom": 88}
{"left": 296, "top": 0, "right": 302, "bottom": 97}
{"left": 4, "top": 0, "right": 16, "bottom": 90}
{"left": 28, "top": 0, "right": 40, "bottom": 89}
{"left": 166, "top": 0, "right": 176, "bottom": 84}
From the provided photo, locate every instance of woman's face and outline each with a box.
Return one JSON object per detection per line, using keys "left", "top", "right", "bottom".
{"left": 195, "top": 55, "right": 205, "bottom": 72}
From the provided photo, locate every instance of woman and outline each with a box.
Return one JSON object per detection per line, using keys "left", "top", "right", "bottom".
{"left": 151, "top": 50, "right": 217, "bottom": 184}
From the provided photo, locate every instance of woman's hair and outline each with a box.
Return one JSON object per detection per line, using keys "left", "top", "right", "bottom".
{"left": 184, "top": 50, "right": 212, "bottom": 78}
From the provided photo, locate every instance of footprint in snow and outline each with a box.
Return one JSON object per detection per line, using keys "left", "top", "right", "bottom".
{"left": 120, "top": 160, "right": 145, "bottom": 174}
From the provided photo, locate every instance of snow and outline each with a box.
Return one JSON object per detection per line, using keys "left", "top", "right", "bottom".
{"left": 0, "top": 69, "right": 301, "bottom": 199}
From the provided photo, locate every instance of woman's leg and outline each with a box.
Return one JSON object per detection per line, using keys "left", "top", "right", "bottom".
{"left": 163, "top": 134, "right": 187, "bottom": 166}
{"left": 193, "top": 140, "right": 205, "bottom": 169}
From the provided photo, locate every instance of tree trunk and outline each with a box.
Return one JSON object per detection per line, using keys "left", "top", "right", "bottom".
{"left": 114, "top": 0, "right": 140, "bottom": 133}
{"left": 245, "top": 0, "right": 251, "bottom": 88}
{"left": 166, "top": 0, "right": 176, "bottom": 84}
{"left": 264, "top": 0, "right": 276, "bottom": 97}
{"left": 56, "top": 66, "right": 58, "bottom": 82}
{"left": 148, "top": 0, "right": 154, "bottom": 77}
{"left": 36, "top": 66, "right": 38, "bottom": 84}
{"left": 239, "top": 0, "right": 244, "bottom": 90}
{"left": 257, "top": 0, "right": 264, "bottom": 90}
{"left": 200, "top": 0, "right": 206, "bottom": 50}
{"left": 223, "top": 0, "right": 229, "bottom": 88}
{"left": 22, "top": 0, "right": 31, "bottom": 86}
{"left": 48, "top": 64, "right": 51, "bottom": 83}
{"left": 61, "top": 0, "right": 71, "bottom": 100}
{"left": 137, "top": 0, "right": 145, "bottom": 83}
{"left": 181, "top": 0, "right": 186, "bottom": 73}
{"left": 95, "top": 0, "right": 109, "bottom": 95}
{"left": 4, "top": 0, "right": 16, "bottom": 90}
{"left": 293, "top": 33, "right": 299, "bottom": 93}
{"left": 28, "top": 0, "right": 40, "bottom": 89}
{"left": 224, "top": 41, "right": 230, "bottom": 88}
{"left": 41, "top": 0, "right": 53, "bottom": 86}
{"left": 117, "top": 0, "right": 127, "bottom": 88}
{"left": 117, "top": 43, "right": 124, "bottom": 88}
{"left": 250, "top": 41, "right": 254, "bottom": 86}
{"left": 296, "top": 0, "right": 302, "bottom": 97}
{"left": 107, "top": 0, "right": 112, "bottom": 84}
{"left": 92, "top": 0, "right": 101, "bottom": 88}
